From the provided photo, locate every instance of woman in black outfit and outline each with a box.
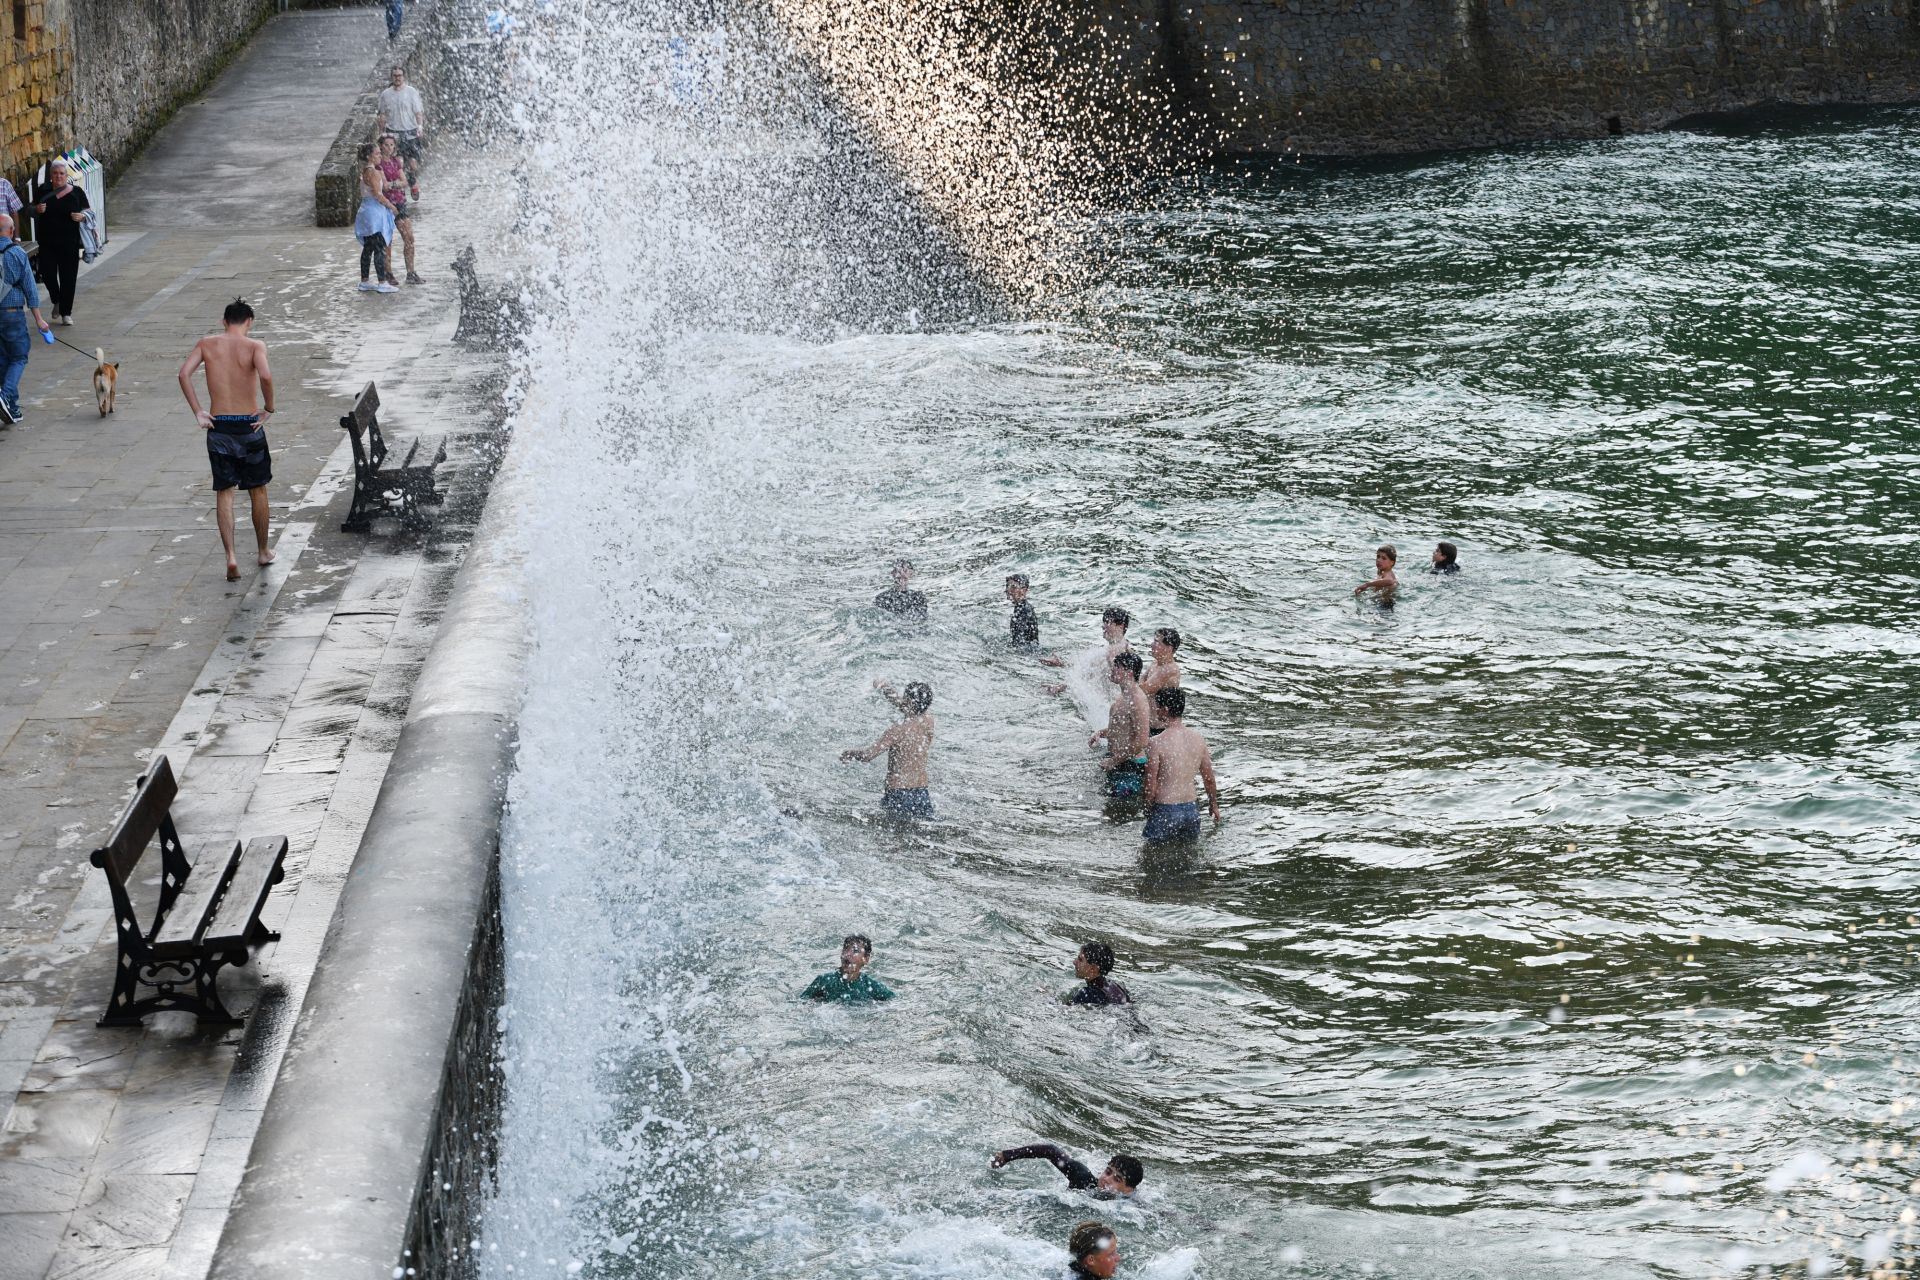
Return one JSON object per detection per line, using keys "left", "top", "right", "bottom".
{"left": 29, "top": 159, "right": 88, "bottom": 326}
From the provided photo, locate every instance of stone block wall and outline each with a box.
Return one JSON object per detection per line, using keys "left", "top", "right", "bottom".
{"left": 1142, "top": 0, "right": 1920, "bottom": 154}
{"left": 0, "top": 0, "right": 76, "bottom": 184}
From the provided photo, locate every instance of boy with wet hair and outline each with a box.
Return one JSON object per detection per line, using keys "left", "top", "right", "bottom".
{"left": 1142, "top": 627, "right": 1182, "bottom": 733}
{"left": 1006, "top": 574, "right": 1041, "bottom": 651}
{"left": 1431, "top": 541, "right": 1460, "bottom": 574}
{"left": 1091, "top": 651, "right": 1150, "bottom": 798}
{"left": 1354, "top": 544, "right": 1398, "bottom": 606}
{"left": 990, "top": 1143, "right": 1144, "bottom": 1199}
{"left": 843, "top": 679, "right": 935, "bottom": 819}
{"left": 1143, "top": 687, "right": 1219, "bottom": 843}
{"left": 1066, "top": 940, "right": 1131, "bottom": 1006}
{"left": 874, "top": 557, "right": 929, "bottom": 620}
{"left": 1067, "top": 1222, "right": 1122, "bottom": 1279}
{"left": 801, "top": 934, "right": 895, "bottom": 1002}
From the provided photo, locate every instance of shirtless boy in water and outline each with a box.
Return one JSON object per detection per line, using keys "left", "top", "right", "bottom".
{"left": 1091, "top": 652, "right": 1150, "bottom": 799}
{"left": 1354, "top": 544, "right": 1398, "bottom": 607}
{"left": 177, "top": 299, "right": 276, "bottom": 581}
{"left": 1142, "top": 687, "right": 1219, "bottom": 843}
{"left": 1141, "top": 627, "right": 1182, "bottom": 734}
{"left": 841, "top": 679, "right": 935, "bottom": 819}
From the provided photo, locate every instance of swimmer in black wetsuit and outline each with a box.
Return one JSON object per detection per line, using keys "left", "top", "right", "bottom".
{"left": 1065, "top": 940, "right": 1131, "bottom": 1006}
{"left": 874, "top": 557, "right": 929, "bottom": 620}
{"left": 1006, "top": 573, "right": 1041, "bottom": 651}
{"left": 1067, "top": 1222, "right": 1122, "bottom": 1279}
{"left": 1430, "top": 540, "right": 1461, "bottom": 574}
{"left": 991, "top": 1144, "right": 1143, "bottom": 1199}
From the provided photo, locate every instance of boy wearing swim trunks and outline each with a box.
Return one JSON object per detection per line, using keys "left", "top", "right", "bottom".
{"left": 841, "top": 679, "right": 935, "bottom": 819}
{"left": 1142, "top": 687, "right": 1219, "bottom": 843}
{"left": 177, "top": 299, "right": 276, "bottom": 582}
{"left": 1091, "top": 651, "right": 1150, "bottom": 799}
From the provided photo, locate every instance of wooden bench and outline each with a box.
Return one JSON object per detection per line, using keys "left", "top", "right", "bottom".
{"left": 89, "top": 756, "right": 288, "bottom": 1027}
{"left": 452, "top": 244, "right": 523, "bottom": 349}
{"left": 340, "top": 380, "right": 446, "bottom": 533}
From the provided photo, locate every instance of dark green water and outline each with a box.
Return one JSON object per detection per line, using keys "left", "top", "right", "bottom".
{"left": 489, "top": 88, "right": 1920, "bottom": 1280}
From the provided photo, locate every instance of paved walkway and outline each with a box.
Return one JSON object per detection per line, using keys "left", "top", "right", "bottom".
{"left": 0, "top": 11, "right": 505, "bottom": 1279}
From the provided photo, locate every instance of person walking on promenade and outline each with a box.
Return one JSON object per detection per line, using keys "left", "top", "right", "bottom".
{"left": 385, "top": 0, "right": 405, "bottom": 43}
{"left": 377, "top": 66, "right": 427, "bottom": 202}
{"left": 0, "top": 215, "right": 54, "bottom": 425}
{"left": 177, "top": 299, "right": 277, "bottom": 582}
{"left": 0, "top": 176, "right": 21, "bottom": 231}
{"left": 377, "top": 134, "right": 424, "bottom": 285}
{"left": 354, "top": 144, "right": 400, "bottom": 294}
{"left": 28, "top": 159, "right": 88, "bottom": 325}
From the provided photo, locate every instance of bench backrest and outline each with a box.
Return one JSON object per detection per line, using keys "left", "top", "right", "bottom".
{"left": 339, "top": 381, "right": 388, "bottom": 471}
{"left": 92, "top": 756, "right": 178, "bottom": 886}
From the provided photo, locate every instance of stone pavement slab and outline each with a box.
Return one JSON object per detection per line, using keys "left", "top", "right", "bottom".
{"left": 0, "top": 9, "right": 512, "bottom": 1280}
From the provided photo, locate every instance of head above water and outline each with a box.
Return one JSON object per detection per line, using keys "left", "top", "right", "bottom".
{"left": 222, "top": 298, "right": 255, "bottom": 330}
{"left": 1075, "top": 940, "right": 1115, "bottom": 980}
{"left": 901, "top": 682, "right": 932, "bottom": 715}
{"left": 1099, "top": 1155, "right": 1144, "bottom": 1196}
{"left": 1069, "top": 1222, "right": 1120, "bottom": 1277}
{"left": 1100, "top": 606, "right": 1130, "bottom": 642}
{"left": 1433, "top": 541, "right": 1458, "bottom": 567}
{"left": 1111, "top": 651, "right": 1143, "bottom": 683}
{"left": 1004, "top": 573, "right": 1028, "bottom": 601}
{"left": 1154, "top": 686, "right": 1186, "bottom": 722}
{"left": 1152, "top": 627, "right": 1181, "bottom": 657}
{"left": 1376, "top": 544, "right": 1397, "bottom": 568}
{"left": 839, "top": 934, "right": 872, "bottom": 976}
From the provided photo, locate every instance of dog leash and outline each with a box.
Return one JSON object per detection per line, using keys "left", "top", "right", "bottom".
{"left": 45, "top": 332, "right": 102, "bottom": 361}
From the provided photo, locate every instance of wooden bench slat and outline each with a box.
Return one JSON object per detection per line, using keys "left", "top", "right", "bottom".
{"left": 151, "top": 840, "right": 243, "bottom": 958}
{"left": 95, "top": 758, "right": 178, "bottom": 885}
{"left": 203, "top": 837, "right": 288, "bottom": 953}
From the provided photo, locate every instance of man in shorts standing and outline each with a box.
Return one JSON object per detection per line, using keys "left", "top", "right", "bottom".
{"left": 177, "top": 299, "right": 276, "bottom": 582}
{"left": 377, "top": 66, "right": 427, "bottom": 202}
{"left": 1142, "top": 687, "right": 1220, "bottom": 844}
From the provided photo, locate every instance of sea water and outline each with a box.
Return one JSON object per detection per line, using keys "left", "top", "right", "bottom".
{"left": 482, "top": 8, "right": 1920, "bottom": 1275}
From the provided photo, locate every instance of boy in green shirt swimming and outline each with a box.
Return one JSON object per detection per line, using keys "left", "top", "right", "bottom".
{"left": 801, "top": 934, "right": 896, "bottom": 1002}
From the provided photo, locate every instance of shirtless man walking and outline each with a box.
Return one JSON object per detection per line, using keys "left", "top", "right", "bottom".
{"left": 1091, "top": 652, "right": 1150, "bottom": 799}
{"left": 841, "top": 679, "right": 936, "bottom": 820}
{"left": 177, "top": 299, "right": 276, "bottom": 581}
{"left": 1142, "top": 687, "right": 1219, "bottom": 843}
{"left": 1141, "top": 627, "right": 1183, "bottom": 735}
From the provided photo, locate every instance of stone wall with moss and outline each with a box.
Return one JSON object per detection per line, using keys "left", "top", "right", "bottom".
{"left": 0, "top": 0, "right": 76, "bottom": 189}
{"left": 1142, "top": 0, "right": 1920, "bottom": 155}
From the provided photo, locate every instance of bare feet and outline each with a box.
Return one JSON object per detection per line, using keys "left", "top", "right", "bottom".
{"left": 225, "top": 563, "right": 240, "bottom": 581}
{"left": 258, "top": 549, "right": 276, "bottom": 568}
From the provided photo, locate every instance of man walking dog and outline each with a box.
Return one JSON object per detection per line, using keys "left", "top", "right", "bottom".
{"left": 177, "top": 299, "right": 277, "bottom": 581}
{"left": 0, "top": 214, "right": 53, "bottom": 424}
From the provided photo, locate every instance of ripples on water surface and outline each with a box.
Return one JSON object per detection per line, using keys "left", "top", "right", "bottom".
{"left": 484, "top": 27, "right": 1920, "bottom": 1277}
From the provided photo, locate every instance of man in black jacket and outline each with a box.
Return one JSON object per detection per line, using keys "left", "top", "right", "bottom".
{"left": 990, "top": 1142, "right": 1143, "bottom": 1199}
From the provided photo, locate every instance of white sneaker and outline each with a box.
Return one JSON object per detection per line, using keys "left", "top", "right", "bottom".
{"left": 58, "top": 315, "right": 72, "bottom": 326}
{"left": 357, "top": 281, "right": 377, "bottom": 292}
{"left": 374, "top": 283, "right": 399, "bottom": 294}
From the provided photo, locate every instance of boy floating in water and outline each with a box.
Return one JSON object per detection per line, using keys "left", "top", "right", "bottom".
{"left": 1353, "top": 544, "right": 1398, "bottom": 606}
{"left": 990, "top": 1143, "right": 1143, "bottom": 1200}
{"left": 1065, "top": 940, "right": 1131, "bottom": 1006}
{"left": 801, "top": 934, "right": 895, "bottom": 1002}
{"left": 874, "top": 557, "right": 929, "bottom": 621}
{"left": 1091, "top": 652, "right": 1150, "bottom": 799}
{"left": 1430, "top": 540, "right": 1461, "bottom": 574}
{"left": 1006, "top": 573, "right": 1041, "bottom": 651}
{"left": 1141, "top": 627, "right": 1182, "bottom": 734}
{"left": 1142, "top": 688, "right": 1219, "bottom": 844}
{"left": 841, "top": 679, "right": 935, "bottom": 819}
{"left": 1067, "top": 1222, "right": 1122, "bottom": 1279}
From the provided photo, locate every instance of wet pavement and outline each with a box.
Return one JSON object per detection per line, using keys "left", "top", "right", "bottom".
{"left": 0, "top": 10, "right": 508, "bottom": 1278}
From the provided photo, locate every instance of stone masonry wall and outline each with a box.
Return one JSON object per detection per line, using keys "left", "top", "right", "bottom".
{"left": 65, "top": 0, "right": 275, "bottom": 176}
{"left": 1139, "top": 0, "right": 1920, "bottom": 154}
{"left": 0, "top": 0, "right": 76, "bottom": 189}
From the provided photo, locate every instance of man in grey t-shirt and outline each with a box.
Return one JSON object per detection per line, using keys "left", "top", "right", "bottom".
{"left": 376, "top": 66, "right": 427, "bottom": 199}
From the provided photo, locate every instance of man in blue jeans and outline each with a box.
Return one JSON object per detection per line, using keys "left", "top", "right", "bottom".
{"left": 0, "top": 214, "right": 53, "bottom": 425}
{"left": 386, "top": 0, "right": 404, "bottom": 42}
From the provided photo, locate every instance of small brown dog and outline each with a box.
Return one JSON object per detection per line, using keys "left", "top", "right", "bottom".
{"left": 92, "top": 347, "right": 118, "bottom": 416}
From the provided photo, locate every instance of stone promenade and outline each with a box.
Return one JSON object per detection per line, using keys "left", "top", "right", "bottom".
{"left": 0, "top": 10, "right": 506, "bottom": 1278}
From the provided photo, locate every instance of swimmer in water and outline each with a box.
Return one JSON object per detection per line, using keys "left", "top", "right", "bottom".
{"left": 801, "top": 934, "right": 895, "bottom": 1002}
{"left": 990, "top": 1144, "right": 1143, "bottom": 1200}
{"left": 840, "top": 679, "right": 934, "bottom": 820}
{"left": 1141, "top": 627, "right": 1182, "bottom": 734}
{"left": 1091, "top": 651, "right": 1150, "bottom": 799}
{"left": 873, "top": 557, "right": 929, "bottom": 621}
{"left": 1067, "top": 1222, "right": 1122, "bottom": 1279}
{"left": 1066, "top": 940, "right": 1131, "bottom": 1006}
{"left": 1353, "top": 543, "right": 1398, "bottom": 607}
{"left": 1142, "top": 687, "right": 1219, "bottom": 844}
{"left": 1007, "top": 574, "right": 1041, "bottom": 651}
{"left": 1431, "top": 540, "right": 1460, "bottom": 574}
